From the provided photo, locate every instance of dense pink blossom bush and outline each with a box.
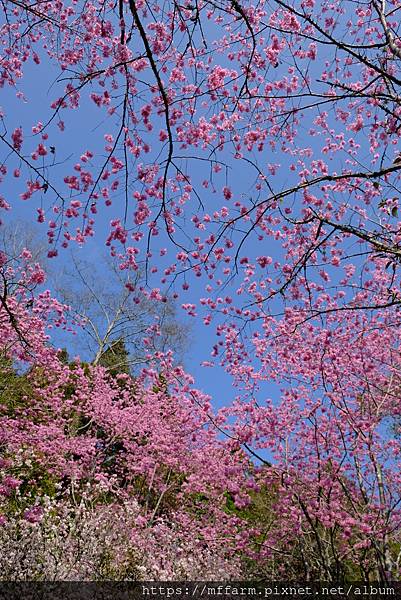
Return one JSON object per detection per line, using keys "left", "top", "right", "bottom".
{"left": 0, "top": 254, "right": 246, "bottom": 579}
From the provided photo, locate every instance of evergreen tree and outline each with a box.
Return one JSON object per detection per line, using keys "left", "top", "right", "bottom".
{"left": 98, "top": 338, "right": 130, "bottom": 376}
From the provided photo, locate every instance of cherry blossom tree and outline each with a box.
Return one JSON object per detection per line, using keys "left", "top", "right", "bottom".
{"left": 0, "top": 0, "right": 401, "bottom": 305}
{"left": 1, "top": 0, "right": 401, "bottom": 582}
{"left": 217, "top": 302, "right": 401, "bottom": 580}
{"left": 0, "top": 252, "right": 247, "bottom": 579}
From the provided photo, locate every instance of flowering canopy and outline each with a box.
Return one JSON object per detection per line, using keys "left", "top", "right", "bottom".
{"left": 0, "top": 0, "right": 401, "bottom": 581}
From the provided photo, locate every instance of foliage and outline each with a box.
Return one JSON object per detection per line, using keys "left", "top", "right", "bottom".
{"left": 98, "top": 338, "right": 130, "bottom": 375}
